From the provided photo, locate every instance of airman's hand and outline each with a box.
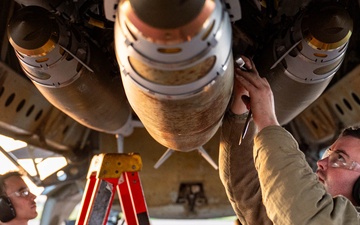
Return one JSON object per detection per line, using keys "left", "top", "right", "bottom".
{"left": 235, "top": 56, "right": 279, "bottom": 131}
{"left": 230, "top": 56, "right": 253, "bottom": 115}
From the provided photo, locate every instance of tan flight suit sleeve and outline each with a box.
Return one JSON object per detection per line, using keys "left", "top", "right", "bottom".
{"left": 254, "top": 126, "right": 360, "bottom": 225}
{"left": 219, "top": 111, "right": 273, "bottom": 225}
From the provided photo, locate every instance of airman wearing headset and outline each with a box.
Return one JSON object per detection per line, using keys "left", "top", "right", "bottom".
{"left": 0, "top": 171, "right": 37, "bottom": 225}
{"left": 219, "top": 56, "right": 360, "bottom": 224}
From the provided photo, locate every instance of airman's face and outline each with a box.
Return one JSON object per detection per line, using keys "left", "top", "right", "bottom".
{"left": 317, "top": 136, "right": 360, "bottom": 205}
{"left": 4, "top": 176, "right": 37, "bottom": 222}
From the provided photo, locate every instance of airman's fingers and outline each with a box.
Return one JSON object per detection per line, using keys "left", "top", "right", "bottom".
{"left": 241, "top": 56, "right": 253, "bottom": 70}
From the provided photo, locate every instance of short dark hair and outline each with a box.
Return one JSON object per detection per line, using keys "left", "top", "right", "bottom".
{"left": 340, "top": 126, "right": 360, "bottom": 139}
{"left": 0, "top": 171, "right": 22, "bottom": 196}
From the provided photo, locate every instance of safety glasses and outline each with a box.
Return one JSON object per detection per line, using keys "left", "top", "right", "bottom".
{"left": 8, "top": 187, "right": 30, "bottom": 198}
{"left": 322, "top": 149, "right": 360, "bottom": 172}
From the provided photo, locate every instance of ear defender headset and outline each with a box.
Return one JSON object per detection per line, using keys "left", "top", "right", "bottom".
{"left": 0, "top": 195, "right": 16, "bottom": 222}
{"left": 352, "top": 177, "right": 360, "bottom": 206}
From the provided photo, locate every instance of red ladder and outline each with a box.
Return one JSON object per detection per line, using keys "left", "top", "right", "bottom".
{"left": 75, "top": 153, "right": 150, "bottom": 225}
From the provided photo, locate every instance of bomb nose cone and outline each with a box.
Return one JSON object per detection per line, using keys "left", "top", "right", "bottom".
{"left": 8, "top": 6, "right": 58, "bottom": 55}
{"left": 302, "top": 3, "right": 353, "bottom": 49}
{"left": 130, "top": 0, "right": 205, "bottom": 29}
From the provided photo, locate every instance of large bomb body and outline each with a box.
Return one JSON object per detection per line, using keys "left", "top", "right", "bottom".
{"left": 115, "top": 0, "right": 233, "bottom": 151}
{"left": 8, "top": 6, "right": 132, "bottom": 135}
{"left": 256, "top": 2, "right": 353, "bottom": 125}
